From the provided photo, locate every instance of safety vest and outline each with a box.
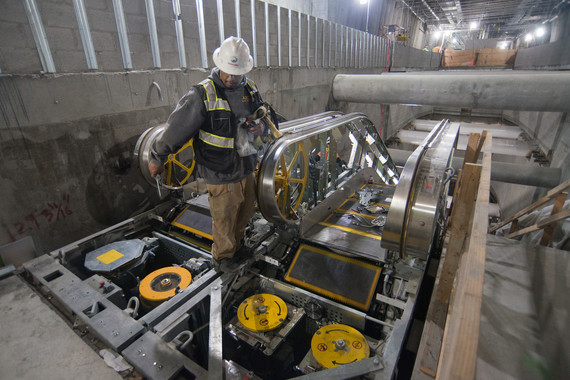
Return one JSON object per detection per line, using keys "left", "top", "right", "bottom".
{"left": 194, "top": 76, "right": 262, "bottom": 173}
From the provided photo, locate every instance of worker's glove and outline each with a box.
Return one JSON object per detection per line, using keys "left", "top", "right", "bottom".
{"left": 236, "top": 118, "right": 258, "bottom": 157}
{"left": 243, "top": 118, "right": 265, "bottom": 136}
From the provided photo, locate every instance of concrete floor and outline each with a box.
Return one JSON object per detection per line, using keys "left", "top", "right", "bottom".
{"left": 0, "top": 274, "right": 122, "bottom": 380}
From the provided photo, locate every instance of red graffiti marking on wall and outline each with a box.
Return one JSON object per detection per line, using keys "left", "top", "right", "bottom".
{"left": 4, "top": 193, "right": 73, "bottom": 241}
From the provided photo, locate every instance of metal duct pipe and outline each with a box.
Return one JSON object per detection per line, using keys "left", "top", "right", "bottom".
{"left": 388, "top": 148, "right": 562, "bottom": 188}
{"left": 333, "top": 72, "right": 570, "bottom": 112}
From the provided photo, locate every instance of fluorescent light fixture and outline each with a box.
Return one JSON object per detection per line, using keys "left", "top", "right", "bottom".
{"left": 535, "top": 27, "right": 545, "bottom": 37}
{"left": 469, "top": 21, "right": 478, "bottom": 30}
{"left": 524, "top": 33, "right": 533, "bottom": 42}
{"left": 433, "top": 30, "right": 441, "bottom": 39}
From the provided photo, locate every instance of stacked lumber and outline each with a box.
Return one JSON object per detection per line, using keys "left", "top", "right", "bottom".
{"left": 442, "top": 48, "right": 517, "bottom": 68}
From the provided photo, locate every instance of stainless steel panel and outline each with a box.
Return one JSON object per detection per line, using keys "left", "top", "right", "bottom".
{"left": 383, "top": 120, "right": 459, "bottom": 258}
{"left": 258, "top": 113, "right": 398, "bottom": 225}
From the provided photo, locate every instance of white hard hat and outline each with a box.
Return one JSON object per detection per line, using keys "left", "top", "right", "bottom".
{"left": 213, "top": 37, "right": 254, "bottom": 75}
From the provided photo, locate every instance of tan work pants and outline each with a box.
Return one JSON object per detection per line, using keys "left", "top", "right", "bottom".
{"left": 206, "top": 174, "right": 256, "bottom": 260}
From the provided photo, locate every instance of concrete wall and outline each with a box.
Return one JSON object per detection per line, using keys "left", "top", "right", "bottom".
{"left": 391, "top": 44, "right": 440, "bottom": 71}
{"left": 504, "top": 110, "right": 570, "bottom": 184}
{"left": 0, "top": 0, "right": 390, "bottom": 75}
{"left": 515, "top": 38, "right": 570, "bottom": 70}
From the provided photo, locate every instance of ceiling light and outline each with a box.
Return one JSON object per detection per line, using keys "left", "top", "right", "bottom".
{"left": 535, "top": 27, "right": 546, "bottom": 37}
{"left": 433, "top": 31, "right": 441, "bottom": 39}
{"left": 524, "top": 33, "right": 533, "bottom": 42}
{"left": 359, "top": 0, "right": 368, "bottom": 4}
{"left": 470, "top": 21, "right": 478, "bottom": 30}
{"left": 452, "top": 37, "right": 457, "bottom": 44}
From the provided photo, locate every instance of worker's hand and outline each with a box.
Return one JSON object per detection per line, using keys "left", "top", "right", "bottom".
{"left": 148, "top": 162, "right": 165, "bottom": 178}
{"left": 248, "top": 119, "right": 265, "bottom": 136}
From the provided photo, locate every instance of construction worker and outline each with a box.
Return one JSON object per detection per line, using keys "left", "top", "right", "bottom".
{"left": 148, "top": 36, "right": 269, "bottom": 269}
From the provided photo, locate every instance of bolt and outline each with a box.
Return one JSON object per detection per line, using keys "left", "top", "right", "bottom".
{"left": 158, "top": 365, "right": 163, "bottom": 370}
{"left": 153, "top": 362, "right": 157, "bottom": 366}
{"left": 374, "top": 357, "right": 380, "bottom": 365}
{"left": 213, "top": 286, "right": 218, "bottom": 290}
{"left": 142, "top": 353, "right": 146, "bottom": 357}
{"left": 137, "top": 350, "right": 142, "bottom": 354}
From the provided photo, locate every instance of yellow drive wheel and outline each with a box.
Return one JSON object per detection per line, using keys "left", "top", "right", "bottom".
{"left": 311, "top": 324, "right": 370, "bottom": 369}
{"left": 274, "top": 142, "right": 308, "bottom": 217}
{"left": 237, "top": 294, "right": 288, "bottom": 332}
{"left": 139, "top": 266, "right": 192, "bottom": 308}
{"left": 163, "top": 139, "right": 195, "bottom": 187}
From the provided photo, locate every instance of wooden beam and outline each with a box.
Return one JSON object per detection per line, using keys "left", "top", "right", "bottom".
{"left": 472, "top": 130, "right": 487, "bottom": 164}
{"left": 437, "top": 132, "right": 492, "bottom": 380}
{"left": 463, "top": 133, "right": 481, "bottom": 164}
{"left": 540, "top": 193, "right": 567, "bottom": 245}
{"left": 506, "top": 208, "right": 570, "bottom": 239}
{"left": 414, "top": 164, "right": 482, "bottom": 378}
{"left": 489, "top": 178, "right": 570, "bottom": 233}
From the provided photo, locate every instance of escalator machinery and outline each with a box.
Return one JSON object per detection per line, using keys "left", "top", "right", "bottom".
{"left": 18, "top": 114, "right": 458, "bottom": 379}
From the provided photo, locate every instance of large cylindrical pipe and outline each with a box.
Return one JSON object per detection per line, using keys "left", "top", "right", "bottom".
{"left": 388, "top": 148, "right": 562, "bottom": 188}
{"left": 333, "top": 72, "right": 570, "bottom": 112}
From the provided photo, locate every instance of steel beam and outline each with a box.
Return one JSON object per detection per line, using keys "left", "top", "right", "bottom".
{"left": 333, "top": 72, "right": 570, "bottom": 112}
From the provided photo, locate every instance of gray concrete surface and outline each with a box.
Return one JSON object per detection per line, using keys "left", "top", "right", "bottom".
{"left": 478, "top": 235, "right": 570, "bottom": 380}
{"left": 391, "top": 44, "right": 440, "bottom": 71}
{"left": 0, "top": 274, "right": 122, "bottom": 380}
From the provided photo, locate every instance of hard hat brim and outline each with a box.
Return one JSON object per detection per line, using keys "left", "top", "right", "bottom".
{"left": 213, "top": 47, "right": 254, "bottom": 75}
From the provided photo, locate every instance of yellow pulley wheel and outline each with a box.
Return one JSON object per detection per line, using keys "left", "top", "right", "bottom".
{"left": 311, "top": 324, "right": 370, "bottom": 369}
{"left": 139, "top": 266, "right": 192, "bottom": 305}
{"left": 274, "top": 142, "right": 308, "bottom": 217}
{"left": 163, "top": 139, "right": 195, "bottom": 187}
{"left": 237, "top": 294, "right": 288, "bottom": 332}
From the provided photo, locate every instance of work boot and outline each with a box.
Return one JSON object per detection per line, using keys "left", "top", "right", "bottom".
{"left": 233, "top": 245, "right": 251, "bottom": 263}
{"left": 211, "top": 257, "right": 239, "bottom": 272}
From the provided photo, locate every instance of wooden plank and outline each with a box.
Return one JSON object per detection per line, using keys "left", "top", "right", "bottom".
{"left": 437, "top": 133, "right": 492, "bottom": 380}
{"left": 537, "top": 208, "right": 570, "bottom": 228}
{"left": 505, "top": 224, "right": 541, "bottom": 239}
{"left": 540, "top": 193, "right": 567, "bottom": 246}
{"left": 489, "top": 178, "right": 570, "bottom": 233}
{"left": 463, "top": 133, "right": 480, "bottom": 164}
{"left": 472, "top": 130, "right": 487, "bottom": 163}
{"left": 413, "top": 164, "right": 482, "bottom": 379}
{"left": 508, "top": 219, "right": 519, "bottom": 234}
{"left": 505, "top": 209, "right": 570, "bottom": 239}
{"left": 505, "top": 208, "right": 570, "bottom": 239}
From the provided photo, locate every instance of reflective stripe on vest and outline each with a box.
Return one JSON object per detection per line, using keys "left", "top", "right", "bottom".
{"left": 199, "top": 79, "right": 231, "bottom": 111}
{"left": 198, "top": 130, "right": 234, "bottom": 149}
